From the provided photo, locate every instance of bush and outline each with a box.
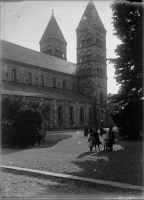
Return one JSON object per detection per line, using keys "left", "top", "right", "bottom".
{"left": 14, "top": 108, "right": 43, "bottom": 147}
{"left": 1, "top": 96, "right": 49, "bottom": 148}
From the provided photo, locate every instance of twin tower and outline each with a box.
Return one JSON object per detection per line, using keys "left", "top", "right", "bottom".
{"left": 39, "top": 1, "right": 107, "bottom": 126}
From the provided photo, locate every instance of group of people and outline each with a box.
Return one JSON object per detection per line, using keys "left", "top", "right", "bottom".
{"left": 84, "top": 126, "right": 115, "bottom": 152}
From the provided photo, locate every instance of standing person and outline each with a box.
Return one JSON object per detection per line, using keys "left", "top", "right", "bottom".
{"left": 100, "top": 127, "right": 104, "bottom": 136}
{"left": 84, "top": 124, "right": 89, "bottom": 137}
{"left": 88, "top": 133, "right": 94, "bottom": 151}
{"left": 108, "top": 126, "right": 115, "bottom": 151}
{"left": 89, "top": 126, "right": 93, "bottom": 136}
{"left": 93, "top": 127, "right": 100, "bottom": 151}
{"left": 105, "top": 131, "right": 109, "bottom": 151}
{"left": 101, "top": 130, "right": 107, "bottom": 150}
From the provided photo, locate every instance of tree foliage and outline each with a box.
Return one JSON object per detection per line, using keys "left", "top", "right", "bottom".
{"left": 1, "top": 96, "right": 52, "bottom": 147}
{"left": 109, "top": 1, "right": 143, "bottom": 139}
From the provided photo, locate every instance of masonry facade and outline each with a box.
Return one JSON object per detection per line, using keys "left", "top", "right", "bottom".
{"left": 1, "top": 1, "right": 107, "bottom": 130}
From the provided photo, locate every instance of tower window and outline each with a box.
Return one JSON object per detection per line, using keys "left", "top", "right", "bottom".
{"left": 47, "top": 49, "right": 52, "bottom": 55}
{"left": 97, "top": 54, "right": 100, "bottom": 61}
{"left": 12, "top": 69, "right": 16, "bottom": 82}
{"left": 86, "top": 34, "right": 92, "bottom": 45}
{"left": 100, "top": 91, "right": 104, "bottom": 105}
{"left": 86, "top": 51, "right": 92, "bottom": 61}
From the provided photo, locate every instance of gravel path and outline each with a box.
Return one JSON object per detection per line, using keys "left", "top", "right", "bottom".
{"left": 1, "top": 170, "right": 143, "bottom": 199}
{"left": 1, "top": 131, "right": 143, "bottom": 186}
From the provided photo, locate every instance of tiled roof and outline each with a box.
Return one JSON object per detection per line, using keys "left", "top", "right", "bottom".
{"left": 0, "top": 40, "right": 77, "bottom": 75}
{"left": 76, "top": 1, "right": 106, "bottom": 32}
{"left": 2, "top": 81, "right": 92, "bottom": 103}
{"left": 40, "top": 15, "right": 67, "bottom": 44}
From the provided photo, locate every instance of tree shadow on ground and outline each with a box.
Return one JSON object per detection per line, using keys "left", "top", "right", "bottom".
{"left": 77, "top": 151, "right": 95, "bottom": 158}
{"left": 70, "top": 141, "right": 143, "bottom": 186}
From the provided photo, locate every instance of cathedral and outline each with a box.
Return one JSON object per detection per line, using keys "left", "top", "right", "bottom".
{"left": 1, "top": 1, "right": 108, "bottom": 130}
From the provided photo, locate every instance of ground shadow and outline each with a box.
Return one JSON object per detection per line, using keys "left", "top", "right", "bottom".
{"left": 77, "top": 151, "right": 95, "bottom": 158}
{"left": 69, "top": 139, "right": 143, "bottom": 186}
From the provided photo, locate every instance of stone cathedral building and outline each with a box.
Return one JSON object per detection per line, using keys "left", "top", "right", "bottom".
{"left": 1, "top": 1, "right": 108, "bottom": 130}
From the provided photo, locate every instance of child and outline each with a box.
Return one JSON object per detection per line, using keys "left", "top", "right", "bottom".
{"left": 88, "top": 133, "right": 94, "bottom": 151}
{"left": 93, "top": 128, "right": 100, "bottom": 151}
{"left": 101, "top": 130, "right": 107, "bottom": 150}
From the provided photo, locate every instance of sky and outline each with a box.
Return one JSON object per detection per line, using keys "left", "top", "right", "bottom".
{"left": 1, "top": 0, "right": 121, "bottom": 94}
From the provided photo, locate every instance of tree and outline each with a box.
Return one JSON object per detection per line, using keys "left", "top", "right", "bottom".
{"left": 109, "top": 1, "right": 143, "bottom": 139}
{"left": 1, "top": 96, "right": 52, "bottom": 147}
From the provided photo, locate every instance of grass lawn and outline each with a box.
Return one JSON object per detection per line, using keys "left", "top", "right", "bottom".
{"left": 1, "top": 131, "right": 143, "bottom": 186}
{"left": 36, "top": 133, "right": 72, "bottom": 148}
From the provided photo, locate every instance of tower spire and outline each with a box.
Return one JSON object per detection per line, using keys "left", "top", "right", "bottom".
{"left": 52, "top": 9, "right": 54, "bottom": 16}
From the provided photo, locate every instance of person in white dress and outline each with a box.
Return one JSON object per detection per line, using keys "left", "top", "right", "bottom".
{"left": 88, "top": 133, "right": 94, "bottom": 151}
{"left": 101, "top": 130, "right": 107, "bottom": 150}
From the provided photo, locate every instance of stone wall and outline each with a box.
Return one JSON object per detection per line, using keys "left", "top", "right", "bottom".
{"left": 1, "top": 59, "right": 78, "bottom": 91}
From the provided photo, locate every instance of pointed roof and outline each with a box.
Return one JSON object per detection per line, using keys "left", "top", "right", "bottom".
{"left": 40, "top": 11, "right": 67, "bottom": 44}
{"left": 76, "top": 1, "right": 106, "bottom": 32}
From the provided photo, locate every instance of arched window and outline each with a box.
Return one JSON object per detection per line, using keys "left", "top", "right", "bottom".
{"left": 58, "top": 105, "right": 63, "bottom": 122}
{"left": 12, "top": 69, "right": 16, "bottom": 81}
{"left": 41, "top": 75, "right": 44, "bottom": 86}
{"left": 70, "top": 106, "right": 74, "bottom": 122}
{"left": 28, "top": 72, "right": 32, "bottom": 84}
{"left": 86, "top": 50, "right": 92, "bottom": 61}
{"left": 100, "top": 54, "right": 104, "bottom": 63}
{"left": 63, "top": 80, "right": 66, "bottom": 89}
{"left": 47, "top": 45, "right": 52, "bottom": 55}
{"left": 100, "top": 91, "right": 104, "bottom": 105}
{"left": 97, "top": 53, "right": 100, "bottom": 61}
{"left": 80, "top": 107, "right": 84, "bottom": 122}
{"left": 101, "top": 36, "right": 105, "bottom": 48}
{"left": 86, "top": 34, "right": 92, "bottom": 45}
{"left": 80, "top": 52, "right": 85, "bottom": 63}
{"left": 89, "top": 107, "right": 92, "bottom": 122}
{"left": 53, "top": 77, "right": 56, "bottom": 87}
{"left": 55, "top": 46, "right": 64, "bottom": 58}
{"left": 73, "top": 82, "right": 75, "bottom": 90}
{"left": 96, "top": 34, "right": 101, "bottom": 46}
{"left": 80, "top": 36, "right": 86, "bottom": 47}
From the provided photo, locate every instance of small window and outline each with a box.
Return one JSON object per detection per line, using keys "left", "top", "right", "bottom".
{"left": 80, "top": 107, "right": 84, "bottom": 122}
{"left": 28, "top": 72, "right": 32, "bottom": 84}
{"left": 73, "top": 82, "right": 75, "bottom": 90}
{"left": 36, "top": 77, "right": 38, "bottom": 84}
{"left": 58, "top": 105, "right": 63, "bottom": 122}
{"left": 100, "top": 91, "right": 104, "bottom": 105}
{"left": 53, "top": 77, "right": 56, "bottom": 87}
{"left": 70, "top": 106, "right": 74, "bottom": 122}
{"left": 12, "top": 69, "right": 16, "bottom": 82}
{"left": 89, "top": 107, "right": 92, "bottom": 122}
{"left": 41, "top": 75, "right": 44, "bottom": 86}
{"left": 63, "top": 80, "right": 66, "bottom": 89}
